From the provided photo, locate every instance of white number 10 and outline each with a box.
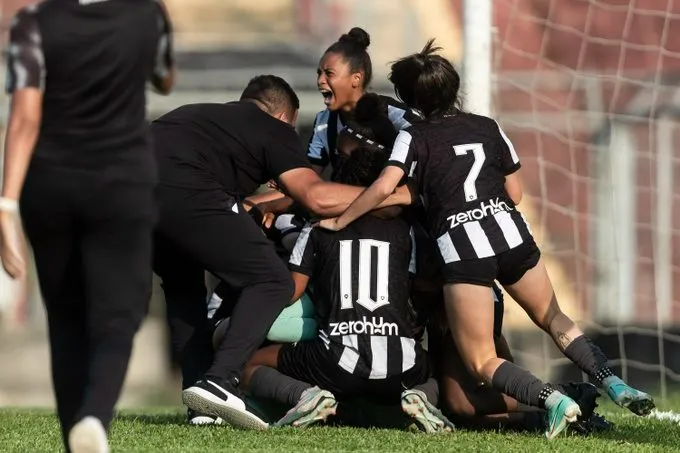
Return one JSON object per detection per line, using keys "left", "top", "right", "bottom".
{"left": 453, "top": 143, "right": 486, "bottom": 202}
{"left": 339, "top": 239, "right": 390, "bottom": 312}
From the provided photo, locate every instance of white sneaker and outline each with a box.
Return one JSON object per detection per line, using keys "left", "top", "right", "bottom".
{"left": 68, "top": 417, "right": 109, "bottom": 453}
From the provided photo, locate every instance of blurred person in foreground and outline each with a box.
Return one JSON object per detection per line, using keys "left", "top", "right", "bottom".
{"left": 0, "top": 1, "right": 174, "bottom": 452}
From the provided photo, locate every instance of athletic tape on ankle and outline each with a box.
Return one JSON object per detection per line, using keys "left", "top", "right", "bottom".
{"left": 0, "top": 197, "right": 18, "bottom": 213}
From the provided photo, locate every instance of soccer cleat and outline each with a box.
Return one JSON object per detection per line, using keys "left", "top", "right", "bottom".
{"left": 602, "top": 376, "right": 655, "bottom": 416}
{"left": 187, "top": 408, "right": 223, "bottom": 425}
{"left": 543, "top": 392, "right": 581, "bottom": 440}
{"left": 557, "top": 382, "right": 614, "bottom": 435}
{"left": 182, "top": 379, "right": 268, "bottom": 430}
{"left": 400, "top": 389, "right": 455, "bottom": 434}
{"left": 68, "top": 417, "right": 109, "bottom": 453}
{"left": 273, "top": 386, "right": 338, "bottom": 428}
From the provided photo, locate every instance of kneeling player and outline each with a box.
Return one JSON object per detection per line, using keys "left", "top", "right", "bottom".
{"left": 241, "top": 113, "right": 452, "bottom": 432}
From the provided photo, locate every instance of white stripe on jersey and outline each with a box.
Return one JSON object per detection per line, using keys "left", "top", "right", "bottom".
{"left": 437, "top": 232, "right": 461, "bottom": 264}
{"left": 390, "top": 130, "right": 412, "bottom": 165}
{"left": 368, "top": 336, "right": 389, "bottom": 379}
{"left": 289, "top": 224, "right": 312, "bottom": 266}
{"left": 338, "top": 334, "right": 360, "bottom": 374}
{"left": 463, "top": 222, "right": 495, "bottom": 258}
{"left": 387, "top": 104, "right": 412, "bottom": 130}
{"left": 494, "top": 211, "right": 523, "bottom": 248}
{"left": 400, "top": 337, "right": 417, "bottom": 372}
{"left": 494, "top": 119, "right": 520, "bottom": 164}
{"left": 408, "top": 227, "right": 417, "bottom": 274}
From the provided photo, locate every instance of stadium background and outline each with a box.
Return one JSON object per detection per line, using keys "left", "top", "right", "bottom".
{"left": 0, "top": 0, "right": 678, "bottom": 408}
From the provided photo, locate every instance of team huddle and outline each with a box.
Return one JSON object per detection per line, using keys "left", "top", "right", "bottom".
{"left": 152, "top": 28, "right": 654, "bottom": 439}
{"left": 0, "top": 3, "right": 657, "bottom": 451}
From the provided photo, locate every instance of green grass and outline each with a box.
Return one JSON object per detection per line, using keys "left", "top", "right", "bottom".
{"left": 1, "top": 399, "right": 679, "bottom": 453}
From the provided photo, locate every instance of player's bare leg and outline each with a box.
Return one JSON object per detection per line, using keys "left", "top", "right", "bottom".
{"left": 505, "top": 258, "right": 655, "bottom": 416}
{"left": 443, "top": 283, "right": 580, "bottom": 439}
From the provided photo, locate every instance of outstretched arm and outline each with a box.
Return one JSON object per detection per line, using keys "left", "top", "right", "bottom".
{"left": 317, "top": 165, "right": 406, "bottom": 231}
{"left": 277, "top": 167, "right": 411, "bottom": 218}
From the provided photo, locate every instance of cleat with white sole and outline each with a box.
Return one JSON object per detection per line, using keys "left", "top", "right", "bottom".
{"left": 274, "top": 386, "right": 338, "bottom": 428}
{"left": 400, "top": 389, "right": 455, "bottom": 434}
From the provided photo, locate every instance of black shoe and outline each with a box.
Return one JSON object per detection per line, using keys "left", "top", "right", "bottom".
{"left": 556, "top": 382, "right": 612, "bottom": 435}
{"left": 182, "top": 378, "right": 268, "bottom": 430}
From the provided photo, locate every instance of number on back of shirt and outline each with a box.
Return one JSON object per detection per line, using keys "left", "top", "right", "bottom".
{"left": 339, "top": 239, "right": 390, "bottom": 312}
{"left": 453, "top": 143, "right": 486, "bottom": 202}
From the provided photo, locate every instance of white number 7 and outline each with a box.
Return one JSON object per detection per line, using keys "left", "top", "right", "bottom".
{"left": 453, "top": 143, "right": 485, "bottom": 202}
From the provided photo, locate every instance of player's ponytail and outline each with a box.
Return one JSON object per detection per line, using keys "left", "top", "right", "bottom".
{"left": 324, "top": 27, "right": 373, "bottom": 89}
{"left": 389, "top": 39, "right": 462, "bottom": 119}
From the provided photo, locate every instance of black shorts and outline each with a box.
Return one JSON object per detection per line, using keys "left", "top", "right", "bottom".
{"left": 441, "top": 239, "right": 541, "bottom": 287}
{"left": 278, "top": 340, "right": 429, "bottom": 402}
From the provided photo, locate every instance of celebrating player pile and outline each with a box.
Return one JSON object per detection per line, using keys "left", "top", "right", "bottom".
{"left": 0, "top": 3, "right": 658, "bottom": 446}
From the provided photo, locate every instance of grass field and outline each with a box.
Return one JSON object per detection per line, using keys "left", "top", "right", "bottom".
{"left": 2, "top": 398, "right": 680, "bottom": 453}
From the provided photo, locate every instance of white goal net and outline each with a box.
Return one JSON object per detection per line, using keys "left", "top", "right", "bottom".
{"left": 484, "top": 0, "right": 680, "bottom": 398}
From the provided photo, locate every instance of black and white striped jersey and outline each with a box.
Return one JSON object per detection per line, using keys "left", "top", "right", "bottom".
{"left": 387, "top": 113, "right": 532, "bottom": 263}
{"left": 307, "top": 95, "right": 419, "bottom": 169}
{"left": 288, "top": 214, "right": 425, "bottom": 380}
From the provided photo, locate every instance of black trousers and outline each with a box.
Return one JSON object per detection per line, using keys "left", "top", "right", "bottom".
{"left": 154, "top": 185, "right": 293, "bottom": 389}
{"left": 19, "top": 160, "right": 155, "bottom": 449}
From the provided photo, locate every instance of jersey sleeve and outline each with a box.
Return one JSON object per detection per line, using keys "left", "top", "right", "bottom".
{"left": 266, "top": 123, "right": 311, "bottom": 179}
{"left": 307, "top": 111, "right": 330, "bottom": 167}
{"left": 493, "top": 119, "right": 521, "bottom": 175}
{"left": 386, "top": 129, "right": 417, "bottom": 174}
{"left": 5, "top": 9, "right": 45, "bottom": 93}
{"left": 288, "top": 223, "right": 316, "bottom": 276}
{"left": 151, "top": 0, "right": 175, "bottom": 82}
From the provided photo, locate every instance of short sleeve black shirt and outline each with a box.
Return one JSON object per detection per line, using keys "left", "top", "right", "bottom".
{"left": 151, "top": 101, "right": 310, "bottom": 195}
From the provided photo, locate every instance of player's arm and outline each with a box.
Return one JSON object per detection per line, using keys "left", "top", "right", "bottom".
{"left": 0, "top": 10, "right": 44, "bottom": 278}
{"left": 149, "top": 0, "right": 175, "bottom": 95}
{"left": 288, "top": 224, "right": 315, "bottom": 303}
{"left": 290, "top": 272, "right": 310, "bottom": 303}
{"left": 279, "top": 168, "right": 412, "bottom": 218}
{"left": 317, "top": 129, "right": 414, "bottom": 230}
{"left": 270, "top": 126, "right": 411, "bottom": 218}
{"left": 504, "top": 172, "right": 523, "bottom": 205}
{"left": 494, "top": 119, "right": 523, "bottom": 205}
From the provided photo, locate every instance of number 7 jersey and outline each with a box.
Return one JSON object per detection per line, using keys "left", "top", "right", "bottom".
{"left": 387, "top": 113, "right": 533, "bottom": 262}
{"left": 288, "top": 215, "right": 425, "bottom": 380}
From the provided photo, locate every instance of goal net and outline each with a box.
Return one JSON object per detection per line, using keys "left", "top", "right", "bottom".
{"left": 480, "top": 0, "right": 680, "bottom": 397}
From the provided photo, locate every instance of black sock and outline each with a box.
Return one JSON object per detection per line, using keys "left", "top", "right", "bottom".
{"left": 562, "top": 335, "right": 613, "bottom": 384}
{"left": 412, "top": 378, "right": 439, "bottom": 405}
{"left": 248, "top": 366, "right": 312, "bottom": 406}
{"left": 491, "top": 361, "right": 554, "bottom": 409}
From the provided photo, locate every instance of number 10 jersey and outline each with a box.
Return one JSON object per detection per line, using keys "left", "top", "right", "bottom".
{"left": 288, "top": 215, "right": 425, "bottom": 380}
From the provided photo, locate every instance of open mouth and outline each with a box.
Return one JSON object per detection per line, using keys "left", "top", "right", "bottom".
{"left": 319, "top": 89, "right": 333, "bottom": 105}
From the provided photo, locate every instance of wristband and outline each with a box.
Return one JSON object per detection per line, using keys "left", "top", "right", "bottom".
{"left": 0, "top": 197, "right": 18, "bottom": 213}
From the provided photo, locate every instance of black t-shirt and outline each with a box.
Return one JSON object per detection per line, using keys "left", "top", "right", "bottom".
{"left": 151, "top": 101, "right": 311, "bottom": 195}
{"left": 288, "top": 215, "right": 425, "bottom": 380}
{"left": 5, "top": 0, "right": 174, "bottom": 175}
{"left": 388, "top": 113, "right": 529, "bottom": 261}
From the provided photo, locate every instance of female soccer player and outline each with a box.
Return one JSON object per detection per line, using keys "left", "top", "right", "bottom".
{"left": 0, "top": 1, "right": 174, "bottom": 452}
{"left": 318, "top": 40, "right": 654, "bottom": 440}
{"left": 307, "top": 27, "right": 417, "bottom": 176}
